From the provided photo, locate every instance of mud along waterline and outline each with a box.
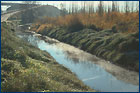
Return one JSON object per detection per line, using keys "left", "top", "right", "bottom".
{"left": 16, "top": 32, "right": 139, "bottom": 92}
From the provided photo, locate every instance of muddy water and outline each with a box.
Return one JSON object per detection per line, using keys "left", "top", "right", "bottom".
{"left": 17, "top": 32, "right": 139, "bottom": 92}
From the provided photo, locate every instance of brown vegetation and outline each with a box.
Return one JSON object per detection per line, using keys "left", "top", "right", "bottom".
{"left": 35, "top": 12, "right": 139, "bottom": 33}
{"left": 33, "top": 1, "right": 139, "bottom": 33}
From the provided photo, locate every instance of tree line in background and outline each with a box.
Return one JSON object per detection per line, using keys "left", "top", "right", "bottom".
{"left": 60, "top": 1, "right": 139, "bottom": 16}
{"left": 19, "top": 1, "right": 139, "bottom": 33}
{"left": 21, "top": 1, "right": 139, "bottom": 16}
{"left": 34, "top": 1, "right": 139, "bottom": 34}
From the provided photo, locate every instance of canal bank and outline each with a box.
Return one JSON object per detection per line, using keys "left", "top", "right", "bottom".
{"left": 16, "top": 31, "right": 139, "bottom": 92}
{"left": 1, "top": 22, "right": 94, "bottom": 92}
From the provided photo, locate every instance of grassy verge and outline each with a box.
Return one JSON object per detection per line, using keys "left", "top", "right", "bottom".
{"left": 1, "top": 22, "right": 94, "bottom": 92}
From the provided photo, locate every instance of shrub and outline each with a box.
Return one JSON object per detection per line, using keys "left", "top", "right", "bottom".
{"left": 67, "top": 15, "right": 84, "bottom": 32}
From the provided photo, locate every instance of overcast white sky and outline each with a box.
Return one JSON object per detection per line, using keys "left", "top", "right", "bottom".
{"left": 1, "top": 1, "right": 139, "bottom": 11}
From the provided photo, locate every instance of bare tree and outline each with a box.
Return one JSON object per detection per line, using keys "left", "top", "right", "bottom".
{"left": 91, "top": 2, "right": 95, "bottom": 13}
{"left": 68, "top": 3, "right": 71, "bottom": 14}
{"left": 71, "top": 2, "right": 74, "bottom": 14}
{"left": 108, "top": 5, "right": 111, "bottom": 14}
{"left": 131, "top": 2, "right": 134, "bottom": 13}
{"left": 74, "top": 2, "right": 78, "bottom": 14}
{"left": 112, "top": 1, "right": 118, "bottom": 12}
{"left": 106, "top": 5, "right": 111, "bottom": 21}
{"left": 136, "top": 1, "right": 139, "bottom": 13}
{"left": 98, "top": 1, "right": 104, "bottom": 16}
{"left": 124, "top": 1, "right": 129, "bottom": 14}
{"left": 83, "top": 1, "right": 86, "bottom": 14}
{"left": 88, "top": 1, "right": 94, "bottom": 15}
{"left": 112, "top": 1, "right": 115, "bottom": 12}
{"left": 80, "top": 1, "right": 86, "bottom": 14}
{"left": 60, "top": 2, "right": 68, "bottom": 16}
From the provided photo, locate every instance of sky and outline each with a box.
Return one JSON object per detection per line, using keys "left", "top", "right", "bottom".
{"left": 1, "top": 1, "right": 139, "bottom": 11}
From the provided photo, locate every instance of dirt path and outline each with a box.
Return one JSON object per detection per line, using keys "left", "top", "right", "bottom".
{"left": 1, "top": 11, "right": 19, "bottom": 22}
{"left": 1, "top": 5, "right": 42, "bottom": 22}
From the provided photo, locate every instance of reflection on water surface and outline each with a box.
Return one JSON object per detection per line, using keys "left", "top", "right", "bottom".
{"left": 17, "top": 33, "right": 139, "bottom": 92}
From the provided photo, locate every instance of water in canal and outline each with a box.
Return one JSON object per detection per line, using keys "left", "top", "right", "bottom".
{"left": 17, "top": 33, "right": 139, "bottom": 92}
